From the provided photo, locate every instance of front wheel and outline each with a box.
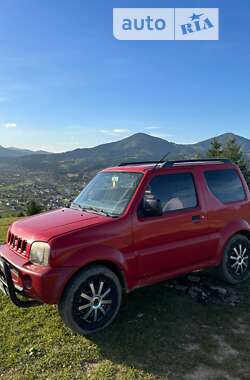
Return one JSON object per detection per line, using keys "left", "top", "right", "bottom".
{"left": 59, "top": 265, "right": 122, "bottom": 335}
{"left": 218, "top": 234, "right": 250, "bottom": 284}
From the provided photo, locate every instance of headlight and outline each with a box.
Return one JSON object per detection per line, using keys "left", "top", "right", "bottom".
{"left": 29, "top": 242, "right": 50, "bottom": 265}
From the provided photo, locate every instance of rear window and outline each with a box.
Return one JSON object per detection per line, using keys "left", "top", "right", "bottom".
{"left": 204, "top": 169, "right": 246, "bottom": 203}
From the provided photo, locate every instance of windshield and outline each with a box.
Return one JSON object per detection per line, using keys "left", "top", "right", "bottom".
{"left": 71, "top": 171, "right": 143, "bottom": 217}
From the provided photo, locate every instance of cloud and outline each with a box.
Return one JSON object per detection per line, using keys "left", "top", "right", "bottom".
{"left": 112, "top": 128, "right": 130, "bottom": 133}
{"left": 100, "top": 128, "right": 131, "bottom": 136}
{"left": 3, "top": 122, "right": 17, "bottom": 129}
{"left": 144, "top": 126, "right": 161, "bottom": 131}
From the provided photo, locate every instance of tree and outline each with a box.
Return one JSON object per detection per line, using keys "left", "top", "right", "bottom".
{"left": 17, "top": 211, "right": 25, "bottom": 217}
{"left": 224, "top": 138, "right": 250, "bottom": 185}
{"left": 223, "top": 137, "right": 243, "bottom": 162}
{"left": 26, "top": 200, "right": 42, "bottom": 216}
{"left": 207, "top": 138, "right": 223, "bottom": 158}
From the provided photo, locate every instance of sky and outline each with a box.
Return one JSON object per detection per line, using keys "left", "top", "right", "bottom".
{"left": 0, "top": 0, "right": 249, "bottom": 152}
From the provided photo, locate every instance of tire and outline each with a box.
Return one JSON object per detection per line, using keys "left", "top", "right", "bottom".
{"left": 58, "top": 265, "right": 122, "bottom": 335}
{"left": 218, "top": 234, "right": 250, "bottom": 284}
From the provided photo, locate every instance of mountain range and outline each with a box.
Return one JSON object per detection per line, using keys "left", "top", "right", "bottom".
{"left": 0, "top": 145, "right": 49, "bottom": 158}
{"left": 1, "top": 132, "right": 250, "bottom": 159}
{"left": 0, "top": 132, "right": 250, "bottom": 176}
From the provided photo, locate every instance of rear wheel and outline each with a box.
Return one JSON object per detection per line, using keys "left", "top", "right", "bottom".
{"left": 58, "top": 265, "right": 122, "bottom": 335}
{"left": 218, "top": 234, "right": 250, "bottom": 284}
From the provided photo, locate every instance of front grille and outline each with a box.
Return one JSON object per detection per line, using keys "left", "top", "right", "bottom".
{"left": 8, "top": 232, "right": 28, "bottom": 255}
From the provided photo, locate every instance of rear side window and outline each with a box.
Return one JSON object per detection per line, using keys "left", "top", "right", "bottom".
{"left": 148, "top": 173, "right": 198, "bottom": 212}
{"left": 204, "top": 169, "right": 246, "bottom": 203}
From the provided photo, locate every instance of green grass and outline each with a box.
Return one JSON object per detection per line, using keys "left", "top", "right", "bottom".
{"left": 1, "top": 217, "right": 250, "bottom": 379}
{"left": 0, "top": 217, "right": 16, "bottom": 243}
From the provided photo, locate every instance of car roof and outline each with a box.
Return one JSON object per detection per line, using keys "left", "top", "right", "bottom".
{"left": 103, "top": 159, "right": 234, "bottom": 174}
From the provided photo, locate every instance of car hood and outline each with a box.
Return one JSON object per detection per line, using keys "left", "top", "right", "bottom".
{"left": 10, "top": 208, "right": 109, "bottom": 242}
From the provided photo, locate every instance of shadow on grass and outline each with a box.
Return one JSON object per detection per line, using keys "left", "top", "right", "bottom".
{"left": 89, "top": 272, "right": 250, "bottom": 379}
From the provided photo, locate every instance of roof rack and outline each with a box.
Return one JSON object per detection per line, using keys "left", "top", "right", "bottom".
{"left": 119, "top": 158, "right": 231, "bottom": 167}
{"left": 163, "top": 158, "right": 231, "bottom": 167}
{"left": 119, "top": 161, "right": 160, "bottom": 166}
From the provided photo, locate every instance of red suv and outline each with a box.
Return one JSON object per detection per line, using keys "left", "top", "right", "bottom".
{"left": 1, "top": 159, "right": 250, "bottom": 335}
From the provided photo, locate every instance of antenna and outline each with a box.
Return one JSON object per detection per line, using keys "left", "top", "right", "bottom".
{"left": 151, "top": 152, "right": 170, "bottom": 172}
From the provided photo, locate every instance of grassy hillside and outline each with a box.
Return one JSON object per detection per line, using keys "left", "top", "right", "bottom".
{"left": 1, "top": 217, "right": 250, "bottom": 379}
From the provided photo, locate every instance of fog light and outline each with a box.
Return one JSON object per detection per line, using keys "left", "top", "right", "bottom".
{"left": 23, "top": 275, "right": 32, "bottom": 290}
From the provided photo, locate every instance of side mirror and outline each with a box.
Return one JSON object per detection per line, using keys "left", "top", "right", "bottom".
{"left": 142, "top": 194, "right": 163, "bottom": 217}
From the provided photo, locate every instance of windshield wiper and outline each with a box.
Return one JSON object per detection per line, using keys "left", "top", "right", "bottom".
{"left": 71, "top": 203, "right": 118, "bottom": 218}
{"left": 81, "top": 206, "right": 118, "bottom": 218}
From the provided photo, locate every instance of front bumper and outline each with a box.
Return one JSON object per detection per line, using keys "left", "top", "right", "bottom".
{"left": 0, "top": 244, "right": 75, "bottom": 306}
{"left": 0, "top": 257, "right": 41, "bottom": 307}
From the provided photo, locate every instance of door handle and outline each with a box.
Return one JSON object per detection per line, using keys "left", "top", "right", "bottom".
{"left": 192, "top": 215, "right": 204, "bottom": 222}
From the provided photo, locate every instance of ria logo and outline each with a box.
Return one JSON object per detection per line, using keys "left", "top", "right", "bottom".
{"left": 113, "top": 8, "right": 219, "bottom": 41}
{"left": 175, "top": 8, "right": 219, "bottom": 40}
{"left": 181, "top": 13, "right": 214, "bottom": 35}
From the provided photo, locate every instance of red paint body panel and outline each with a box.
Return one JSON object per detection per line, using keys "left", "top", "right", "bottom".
{"left": 1, "top": 161, "right": 250, "bottom": 304}
{"left": 11, "top": 208, "right": 108, "bottom": 242}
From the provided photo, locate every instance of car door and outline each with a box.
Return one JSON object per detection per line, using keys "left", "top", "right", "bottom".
{"left": 133, "top": 169, "right": 214, "bottom": 279}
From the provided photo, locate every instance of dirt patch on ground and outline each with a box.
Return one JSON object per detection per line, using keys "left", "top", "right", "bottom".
{"left": 184, "top": 343, "right": 201, "bottom": 352}
{"left": 185, "top": 365, "right": 235, "bottom": 380}
{"left": 213, "top": 335, "right": 239, "bottom": 364}
{"left": 167, "top": 274, "right": 243, "bottom": 306}
{"left": 232, "top": 317, "right": 248, "bottom": 335}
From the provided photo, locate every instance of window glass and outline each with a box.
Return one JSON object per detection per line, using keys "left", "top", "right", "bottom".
{"left": 72, "top": 172, "right": 143, "bottom": 216}
{"left": 204, "top": 169, "right": 245, "bottom": 203}
{"left": 147, "top": 173, "right": 198, "bottom": 212}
